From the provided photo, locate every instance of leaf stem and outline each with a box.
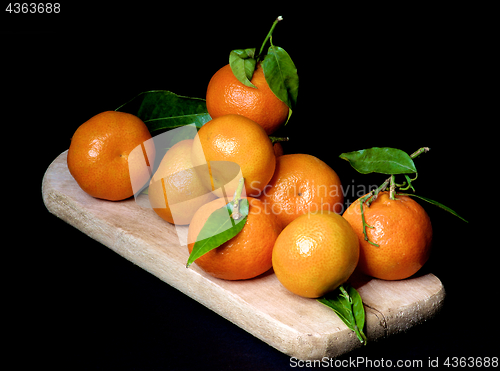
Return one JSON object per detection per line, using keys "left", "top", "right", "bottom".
{"left": 410, "top": 147, "right": 430, "bottom": 159}
{"left": 359, "top": 192, "right": 378, "bottom": 247}
{"left": 389, "top": 175, "right": 397, "bottom": 200}
{"left": 357, "top": 174, "right": 391, "bottom": 248}
{"left": 231, "top": 178, "right": 245, "bottom": 220}
{"left": 339, "top": 285, "right": 351, "bottom": 302}
{"left": 365, "top": 178, "right": 390, "bottom": 207}
{"left": 354, "top": 324, "right": 368, "bottom": 345}
{"left": 269, "top": 136, "right": 289, "bottom": 144}
{"left": 257, "top": 16, "right": 283, "bottom": 61}
{"left": 399, "top": 174, "right": 417, "bottom": 191}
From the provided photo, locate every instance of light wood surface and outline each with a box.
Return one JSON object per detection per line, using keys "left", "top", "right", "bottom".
{"left": 42, "top": 150, "right": 445, "bottom": 360}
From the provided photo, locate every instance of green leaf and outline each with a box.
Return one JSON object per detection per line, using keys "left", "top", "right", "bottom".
{"left": 115, "top": 90, "right": 211, "bottom": 133}
{"left": 262, "top": 45, "right": 298, "bottom": 112}
{"left": 339, "top": 147, "right": 417, "bottom": 175}
{"left": 186, "top": 198, "right": 249, "bottom": 268}
{"left": 397, "top": 193, "right": 468, "bottom": 223}
{"left": 318, "top": 284, "right": 367, "bottom": 345}
{"left": 318, "top": 291, "right": 354, "bottom": 330}
{"left": 347, "top": 285, "right": 366, "bottom": 335}
{"left": 229, "top": 48, "right": 257, "bottom": 88}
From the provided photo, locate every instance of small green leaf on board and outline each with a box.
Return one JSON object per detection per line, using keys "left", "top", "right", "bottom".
{"left": 348, "top": 285, "right": 366, "bottom": 336}
{"left": 186, "top": 198, "right": 249, "bottom": 268}
{"left": 317, "top": 284, "right": 367, "bottom": 345}
{"left": 339, "top": 147, "right": 417, "bottom": 175}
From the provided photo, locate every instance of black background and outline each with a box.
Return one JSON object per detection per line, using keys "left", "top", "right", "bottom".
{"left": 4, "top": 5, "right": 486, "bottom": 371}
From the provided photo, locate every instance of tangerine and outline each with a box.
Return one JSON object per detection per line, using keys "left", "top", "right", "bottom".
{"left": 187, "top": 197, "right": 282, "bottom": 280}
{"left": 343, "top": 191, "right": 433, "bottom": 280}
{"left": 191, "top": 114, "right": 276, "bottom": 197}
{"left": 148, "top": 139, "right": 216, "bottom": 225}
{"left": 258, "top": 154, "right": 343, "bottom": 228}
{"left": 272, "top": 211, "right": 359, "bottom": 298}
{"left": 273, "top": 142, "right": 284, "bottom": 158}
{"left": 206, "top": 63, "right": 289, "bottom": 135}
{"left": 67, "top": 111, "right": 155, "bottom": 201}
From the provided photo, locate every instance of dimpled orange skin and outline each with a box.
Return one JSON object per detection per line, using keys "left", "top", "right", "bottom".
{"left": 148, "top": 139, "right": 216, "bottom": 225}
{"left": 272, "top": 211, "right": 359, "bottom": 298}
{"left": 67, "top": 111, "right": 154, "bottom": 201}
{"left": 273, "top": 142, "right": 284, "bottom": 157}
{"left": 191, "top": 114, "right": 276, "bottom": 197}
{"left": 258, "top": 154, "right": 344, "bottom": 229}
{"left": 187, "top": 197, "right": 282, "bottom": 280}
{"left": 343, "top": 192, "right": 433, "bottom": 280}
{"left": 206, "top": 64, "right": 290, "bottom": 135}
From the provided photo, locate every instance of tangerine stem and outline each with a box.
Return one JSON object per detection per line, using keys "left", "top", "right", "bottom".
{"left": 365, "top": 178, "right": 390, "bottom": 207}
{"left": 389, "top": 175, "right": 397, "bottom": 200}
{"left": 359, "top": 192, "right": 379, "bottom": 247}
{"left": 257, "top": 16, "right": 283, "bottom": 60}
{"left": 269, "top": 136, "right": 289, "bottom": 144}
{"left": 410, "top": 147, "right": 430, "bottom": 159}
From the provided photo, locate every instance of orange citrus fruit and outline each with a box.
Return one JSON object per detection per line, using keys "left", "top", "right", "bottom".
{"left": 187, "top": 197, "right": 282, "bottom": 280}
{"left": 67, "top": 111, "right": 155, "bottom": 201}
{"left": 258, "top": 154, "right": 343, "bottom": 228}
{"left": 148, "top": 139, "right": 216, "bottom": 225}
{"left": 191, "top": 114, "right": 276, "bottom": 197}
{"left": 206, "top": 63, "right": 289, "bottom": 135}
{"left": 343, "top": 191, "right": 433, "bottom": 280}
{"left": 272, "top": 211, "right": 359, "bottom": 298}
{"left": 273, "top": 142, "right": 284, "bottom": 158}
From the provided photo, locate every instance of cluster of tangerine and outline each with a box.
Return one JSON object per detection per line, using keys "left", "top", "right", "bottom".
{"left": 66, "top": 18, "right": 437, "bottom": 302}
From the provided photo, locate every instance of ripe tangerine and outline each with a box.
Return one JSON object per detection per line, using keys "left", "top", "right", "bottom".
{"left": 206, "top": 64, "right": 289, "bottom": 135}
{"left": 272, "top": 211, "right": 359, "bottom": 298}
{"left": 191, "top": 114, "right": 276, "bottom": 197}
{"left": 67, "top": 111, "right": 154, "bottom": 201}
{"left": 343, "top": 191, "right": 433, "bottom": 280}
{"left": 187, "top": 197, "right": 282, "bottom": 280}
{"left": 258, "top": 153, "right": 343, "bottom": 228}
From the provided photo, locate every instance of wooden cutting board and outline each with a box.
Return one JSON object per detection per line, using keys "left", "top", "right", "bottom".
{"left": 42, "top": 150, "right": 445, "bottom": 360}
